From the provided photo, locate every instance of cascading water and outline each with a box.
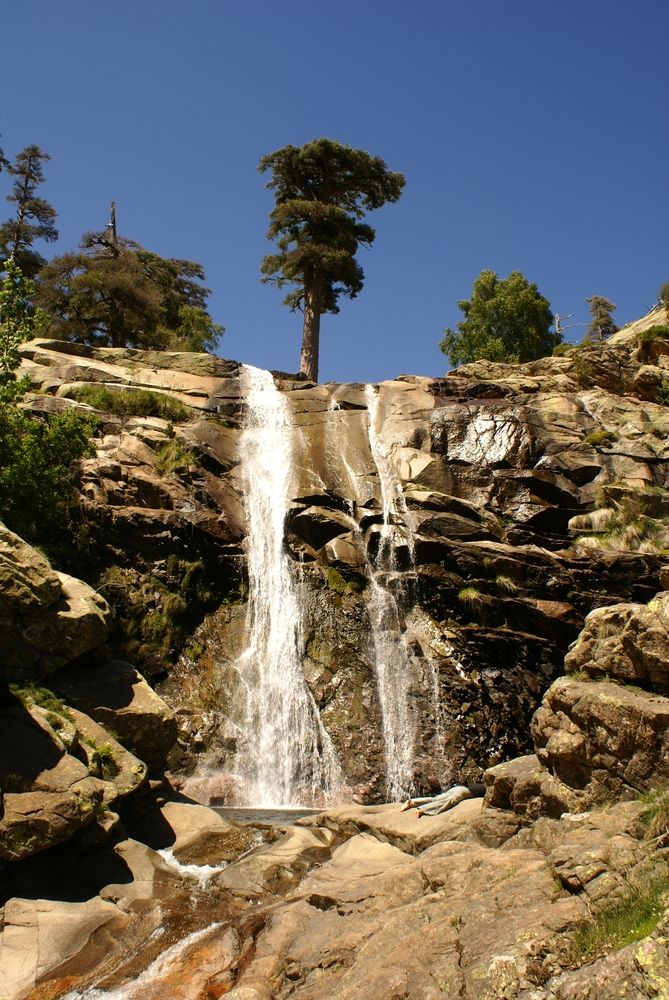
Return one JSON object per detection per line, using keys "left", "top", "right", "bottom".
{"left": 231, "top": 365, "right": 343, "bottom": 807}
{"left": 364, "top": 385, "right": 416, "bottom": 801}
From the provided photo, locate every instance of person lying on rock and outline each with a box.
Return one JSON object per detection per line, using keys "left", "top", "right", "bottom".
{"left": 401, "top": 781, "right": 485, "bottom": 816}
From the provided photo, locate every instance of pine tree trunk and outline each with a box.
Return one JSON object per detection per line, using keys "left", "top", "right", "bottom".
{"left": 300, "top": 273, "right": 322, "bottom": 382}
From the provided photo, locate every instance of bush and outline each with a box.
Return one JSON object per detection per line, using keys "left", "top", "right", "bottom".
{"left": 9, "top": 683, "right": 73, "bottom": 720}
{"left": 457, "top": 586, "right": 482, "bottom": 605}
{"left": 154, "top": 437, "right": 193, "bottom": 474}
{"left": 637, "top": 324, "right": 669, "bottom": 344}
{"left": 657, "top": 380, "right": 669, "bottom": 406}
{"left": 0, "top": 257, "right": 94, "bottom": 545}
{"left": 0, "top": 405, "right": 95, "bottom": 543}
{"left": 62, "top": 384, "right": 190, "bottom": 421}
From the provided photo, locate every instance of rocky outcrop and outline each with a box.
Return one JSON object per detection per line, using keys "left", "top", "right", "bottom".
{"left": 14, "top": 314, "right": 669, "bottom": 799}
{"left": 0, "top": 530, "right": 177, "bottom": 866}
{"left": 54, "top": 658, "right": 177, "bottom": 771}
{"left": 0, "top": 525, "right": 110, "bottom": 682}
{"left": 2, "top": 315, "right": 669, "bottom": 996}
{"left": 0, "top": 698, "right": 147, "bottom": 863}
{"left": 485, "top": 589, "right": 669, "bottom": 821}
{"left": 4, "top": 793, "right": 667, "bottom": 1000}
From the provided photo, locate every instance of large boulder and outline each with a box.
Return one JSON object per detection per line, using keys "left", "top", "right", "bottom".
{"left": 565, "top": 592, "right": 669, "bottom": 691}
{"left": 532, "top": 677, "right": 669, "bottom": 806}
{"left": 0, "top": 896, "right": 129, "bottom": 1000}
{"left": 54, "top": 658, "right": 177, "bottom": 770}
{"left": 130, "top": 799, "right": 255, "bottom": 866}
{"left": 0, "top": 699, "right": 147, "bottom": 863}
{"left": 0, "top": 525, "right": 110, "bottom": 681}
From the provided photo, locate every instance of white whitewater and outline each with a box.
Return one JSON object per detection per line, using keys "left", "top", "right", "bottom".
{"left": 364, "top": 385, "right": 416, "bottom": 801}
{"left": 59, "top": 923, "right": 222, "bottom": 999}
{"left": 232, "top": 365, "right": 342, "bottom": 807}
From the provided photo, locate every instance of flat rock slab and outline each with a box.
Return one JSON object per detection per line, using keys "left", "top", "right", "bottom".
{"left": 297, "top": 799, "right": 484, "bottom": 853}
{"left": 0, "top": 896, "right": 128, "bottom": 1000}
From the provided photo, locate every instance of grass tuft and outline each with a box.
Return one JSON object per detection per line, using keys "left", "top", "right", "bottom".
{"left": 458, "top": 586, "right": 482, "bottom": 606}
{"left": 63, "top": 384, "right": 191, "bottom": 421}
{"left": 567, "top": 868, "right": 669, "bottom": 965}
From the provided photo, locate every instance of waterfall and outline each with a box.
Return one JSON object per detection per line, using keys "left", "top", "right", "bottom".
{"left": 232, "top": 366, "right": 343, "bottom": 807}
{"left": 364, "top": 385, "right": 416, "bottom": 801}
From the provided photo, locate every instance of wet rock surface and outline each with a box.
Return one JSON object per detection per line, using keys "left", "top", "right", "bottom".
{"left": 14, "top": 318, "right": 669, "bottom": 798}
{"left": 3, "top": 314, "right": 669, "bottom": 996}
{"left": 7, "top": 795, "right": 667, "bottom": 1000}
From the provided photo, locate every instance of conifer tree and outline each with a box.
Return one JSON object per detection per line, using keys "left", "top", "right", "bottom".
{"left": 440, "top": 270, "right": 557, "bottom": 366}
{"left": 0, "top": 146, "right": 58, "bottom": 278}
{"left": 585, "top": 295, "right": 618, "bottom": 342}
{"left": 259, "top": 138, "right": 405, "bottom": 382}
{"left": 37, "top": 227, "right": 223, "bottom": 351}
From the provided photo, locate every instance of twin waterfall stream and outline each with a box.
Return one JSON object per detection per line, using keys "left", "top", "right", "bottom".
{"left": 231, "top": 367, "right": 417, "bottom": 806}
{"left": 231, "top": 366, "right": 343, "bottom": 806}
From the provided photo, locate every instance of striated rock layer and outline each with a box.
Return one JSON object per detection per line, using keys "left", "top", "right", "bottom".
{"left": 2, "top": 310, "right": 669, "bottom": 997}
{"left": 15, "top": 309, "right": 669, "bottom": 801}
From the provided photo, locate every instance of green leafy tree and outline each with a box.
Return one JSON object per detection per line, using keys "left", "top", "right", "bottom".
{"left": 0, "top": 256, "right": 93, "bottom": 544}
{"left": 440, "top": 270, "right": 557, "bottom": 366}
{"left": 0, "top": 146, "right": 58, "bottom": 278}
{"left": 259, "top": 138, "right": 405, "bottom": 382}
{"left": 36, "top": 232, "right": 223, "bottom": 351}
{"left": 0, "top": 256, "right": 47, "bottom": 399}
{"left": 585, "top": 295, "right": 618, "bottom": 342}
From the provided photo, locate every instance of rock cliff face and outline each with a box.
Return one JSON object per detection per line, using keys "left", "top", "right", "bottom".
{"left": 3, "top": 310, "right": 669, "bottom": 998}
{"left": 15, "top": 310, "right": 669, "bottom": 803}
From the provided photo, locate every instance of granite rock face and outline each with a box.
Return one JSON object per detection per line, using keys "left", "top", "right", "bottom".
{"left": 485, "top": 587, "right": 669, "bottom": 819}
{"left": 0, "top": 699, "right": 147, "bottom": 863}
{"left": 0, "top": 525, "right": 110, "bottom": 682}
{"left": 0, "top": 530, "right": 176, "bottom": 865}
{"left": 15, "top": 313, "right": 669, "bottom": 800}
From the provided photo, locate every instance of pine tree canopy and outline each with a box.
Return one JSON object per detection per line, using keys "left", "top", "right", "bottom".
{"left": 585, "top": 295, "right": 618, "bottom": 342}
{"left": 0, "top": 145, "right": 58, "bottom": 278}
{"left": 440, "top": 270, "right": 557, "bottom": 367}
{"left": 259, "top": 138, "right": 404, "bottom": 381}
{"left": 36, "top": 232, "right": 223, "bottom": 352}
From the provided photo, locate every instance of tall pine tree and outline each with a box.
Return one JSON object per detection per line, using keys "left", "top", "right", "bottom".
{"left": 585, "top": 296, "right": 618, "bottom": 342}
{"left": 0, "top": 146, "right": 58, "bottom": 277}
{"left": 259, "top": 139, "right": 404, "bottom": 382}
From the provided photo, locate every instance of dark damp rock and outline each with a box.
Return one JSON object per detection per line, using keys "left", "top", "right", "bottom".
{"left": 53, "top": 658, "right": 177, "bottom": 771}
{"left": 287, "top": 505, "right": 353, "bottom": 551}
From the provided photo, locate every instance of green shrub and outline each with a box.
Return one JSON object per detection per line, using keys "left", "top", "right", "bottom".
{"left": 495, "top": 575, "right": 518, "bottom": 595}
{"left": 85, "top": 738, "right": 120, "bottom": 777}
{"left": 458, "top": 586, "right": 481, "bottom": 605}
{"left": 657, "top": 379, "right": 669, "bottom": 406}
{"left": 552, "top": 343, "right": 576, "bottom": 357}
{"left": 154, "top": 437, "right": 193, "bottom": 474}
{"left": 9, "top": 683, "right": 72, "bottom": 718}
{"left": 63, "top": 384, "right": 190, "bottom": 422}
{"left": 637, "top": 324, "right": 669, "bottom": 344}
{"left": 0, "top": 403, "right": 94, "bottom": 545}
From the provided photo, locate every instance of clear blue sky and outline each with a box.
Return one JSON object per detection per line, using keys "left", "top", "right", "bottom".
{"left": 3, "top": 1, "right": 667, "bottom": 383}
